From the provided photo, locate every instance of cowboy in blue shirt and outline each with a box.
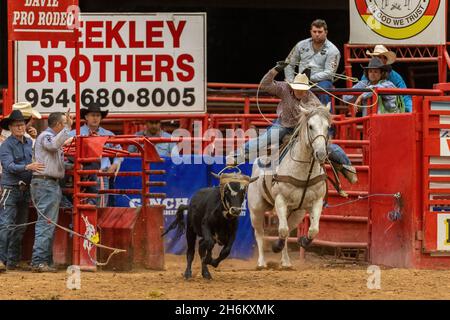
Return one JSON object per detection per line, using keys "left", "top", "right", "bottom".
{"left": 362, "top": 45, "right": 412, "bottom": 112}
{"left": 69, "top": 103, "right": 122, "bottom": 206}
{"left": 0, "top": 110, "right": 44, "bottom": 272}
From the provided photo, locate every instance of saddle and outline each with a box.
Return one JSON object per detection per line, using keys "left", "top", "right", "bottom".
{"left": 259, "top": 171, "right": 328, "bottom": 208}
{"left": 255, "top": 133, "right": 351, "bottom": 200}
{"left": 256, "top": 133, "right": 293, "bottom": 169}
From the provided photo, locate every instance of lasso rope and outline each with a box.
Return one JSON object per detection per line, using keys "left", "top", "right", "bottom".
{"left": 324, "top": 192, "right": 401, "bottom": 208}
{"left": 0, "top": 194, "right": 127, "bottom": 267}
{"left": 255, "top": 63, "right": 381, "bottom": 128}
{"left": 287, "top": 61, "right": 380, "bottom": 111}
{"left": 31, "top": 195, "right": 126, "bottom": 266}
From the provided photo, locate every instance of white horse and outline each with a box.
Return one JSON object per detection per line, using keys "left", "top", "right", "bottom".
{"left": 247, "top": 105, "right": 331, "bottom": 269}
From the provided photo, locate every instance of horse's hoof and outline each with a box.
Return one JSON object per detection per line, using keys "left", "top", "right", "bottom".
{"left": 272, "top": 238, "right": 285, "bottom": 253}
{"left": 281, "top": 265, "right": 295, "bottom": 271}
{"left": 184, "top": 271, "right": 192, "bottom": 280}
{"left": 298, "top": 236, "right": 313, "bottom": 248}
{"left": 256, "top": 265, "right": 267, "bottom": 271}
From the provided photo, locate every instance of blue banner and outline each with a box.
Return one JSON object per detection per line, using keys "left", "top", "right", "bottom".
{"left": 113, "top": 156, "right": 255, "bottom": 259}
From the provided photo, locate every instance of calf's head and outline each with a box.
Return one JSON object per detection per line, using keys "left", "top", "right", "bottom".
{"left": 213, "top": 172, "right": 250, "bottom": 218}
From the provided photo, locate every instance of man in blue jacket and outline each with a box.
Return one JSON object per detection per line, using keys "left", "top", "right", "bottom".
{"left": 0, "top": 110, "right": 45, "bottom": 272}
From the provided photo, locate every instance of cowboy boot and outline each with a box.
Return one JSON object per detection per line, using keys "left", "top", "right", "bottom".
{"left": 341, "top": 164, "right": 358, "bottom": 184}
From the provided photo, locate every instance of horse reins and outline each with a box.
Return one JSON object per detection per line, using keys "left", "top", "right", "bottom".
{"left": 289, "top": 113, "right": 329, "bottom": 164}
{"left": 268, "top": 116, "right": 329, "bottom": 217}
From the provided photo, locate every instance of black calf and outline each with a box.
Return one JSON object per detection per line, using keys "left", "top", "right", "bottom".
{"left": 162, "top": 173, "right": 249, "bottom": 280}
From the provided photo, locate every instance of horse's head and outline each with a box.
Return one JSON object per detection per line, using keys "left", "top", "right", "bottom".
{"left": 299, "top": 103, "right": 331, "bottom": 164}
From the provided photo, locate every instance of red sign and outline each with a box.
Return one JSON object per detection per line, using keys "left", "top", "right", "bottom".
{"left": 8, "top": 0, "right": 79, "bottom": 41}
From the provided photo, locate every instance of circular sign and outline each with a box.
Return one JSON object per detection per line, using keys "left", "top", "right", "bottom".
{"left": 356, "top": 0, "right": 440, "bottom": 40}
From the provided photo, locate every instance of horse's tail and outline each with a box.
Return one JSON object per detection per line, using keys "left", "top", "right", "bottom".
{"left": 161, "top": 204, "right": 188, "bottom": 239}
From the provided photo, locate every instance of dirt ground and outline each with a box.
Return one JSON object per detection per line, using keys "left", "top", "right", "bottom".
{"left": 1, "top": 251, "right": 450, "bottom": 300}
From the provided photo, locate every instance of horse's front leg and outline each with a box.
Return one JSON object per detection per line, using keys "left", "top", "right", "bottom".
{"left": 281, "top": 209, "right": 306, "bottom": 268}
{"left": 250, "top": 209, "right": 267, "bottom": 269}
{"left": 299, "top": 198, "right": 323, "bottom": 248}
{"left": 272, "top": 194, "right": 289, "bottom": 253}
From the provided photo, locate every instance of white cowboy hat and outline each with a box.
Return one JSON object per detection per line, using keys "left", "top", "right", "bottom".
{"left": 287, "top": 73, "right": 312, "bottom": 91}
{"left": 12, "top": 102, "right": 42, "bottom": 119}
{"left": 366, "top": 45, "right": 396, "bottom": 65}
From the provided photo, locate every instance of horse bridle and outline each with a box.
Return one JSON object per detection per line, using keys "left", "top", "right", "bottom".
{"left": 286, "top": 115, "right": 329, "bottom": 216}
{"left": 290, "top": 114, "right": 329, "bottom": 164}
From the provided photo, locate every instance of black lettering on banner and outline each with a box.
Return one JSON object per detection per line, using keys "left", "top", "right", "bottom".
{"left": 167, "top": 88, "right": 180, "bottom": 107}
{"left": 183, "top": 87, "right": 195, "bottom": 106}
{"left": 24, "top": 87, "right": 197, "bottom": 109}
{"left": 41, "top": 89, "right": 54, "bottom": 108}
{"left": 56, "top": 89, "right": 70, "bottom": 108}
{"left": 25, "top": 89, "right": 39, "bottom": 107}
{"left": 96, "top": 88, "right": 109, "bottom": 107}
{"left": 137, "top": 88, "right": 150, "bottom": 107}
{"left": 81, "top": 88, "right": 95, "bottom": 107}
{"left": 152, "top": 88, "right": 165, "bottom": 107}
{"left": 112, "top": 89, "right": 125, "bottom": 107}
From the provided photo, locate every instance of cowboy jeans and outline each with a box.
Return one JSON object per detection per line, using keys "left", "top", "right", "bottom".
{"left": 314, "top": 80, "right": 333, "bottom": 107}
{"left": 243, "top": 119, "right": 293, "bottom": 160}
{"left": 0, "top": 186, "right": 30, "bottom": 266}
{"left": 30, "top": 178, "right": 62, "bottom": 266}
{"left": 328, "top": 143, "right": 351, "bottom": 165}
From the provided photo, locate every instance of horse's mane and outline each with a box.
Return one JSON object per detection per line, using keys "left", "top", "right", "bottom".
{"left": 296, "top": 105, "right": 332, "bottom": 139}
{"left": 280, "top": 105, "right": 331, "bottom": 161}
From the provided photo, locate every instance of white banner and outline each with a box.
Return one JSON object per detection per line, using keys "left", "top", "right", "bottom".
{"left": 15, "top": 13, "right": 207, "bottom": 114}
{"left": 349, "top": 0, "right": 446, "bottom": 44}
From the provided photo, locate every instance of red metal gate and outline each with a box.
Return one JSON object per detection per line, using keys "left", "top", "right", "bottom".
{"left": 422, "top": 96, "right": 450, "bottom": 254}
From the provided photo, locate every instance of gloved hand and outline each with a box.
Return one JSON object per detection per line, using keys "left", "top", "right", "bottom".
{"left": 303, "top": 68, "right": 311, "bottom": 79}
{"left": 274, "top": 61, "right": 289, "bottom": 72}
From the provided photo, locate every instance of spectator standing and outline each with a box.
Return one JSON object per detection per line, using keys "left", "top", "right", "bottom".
{"left": 30, "top": 111, "right": 72, "bottom": 272}
{"left": 0, "top": 110, "right": 44, "bottom": 272}
{"left": 69, "top": 103, "right": 122, "bottom": 206}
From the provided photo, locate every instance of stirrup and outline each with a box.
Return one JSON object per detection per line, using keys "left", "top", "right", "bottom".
{"left": 342, "top": 165, "right": 358, "bottom": 184}
{"left": 338, "top": 189, "right": 349, "bottom": 198}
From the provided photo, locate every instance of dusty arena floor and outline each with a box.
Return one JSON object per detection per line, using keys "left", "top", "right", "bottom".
{"left": 1, "top": 251, "right": 450, "bottom": 300}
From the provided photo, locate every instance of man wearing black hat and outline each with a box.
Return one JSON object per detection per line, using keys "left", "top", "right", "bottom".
{"left": 0, "top": 110, "right": 45, "bottom": 272}
{"left": 343, "top": 57, "right": 402, "bottom": 114}
{"left": 69, "top": 103, "right": 122, "bottom": 206}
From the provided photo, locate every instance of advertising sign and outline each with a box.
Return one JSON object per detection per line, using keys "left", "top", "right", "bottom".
{"left": 15, "top": 13, "right": 207, "bottom": 114}
{"left": 349, "top": 0, "right": 446, "bottom": 44}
